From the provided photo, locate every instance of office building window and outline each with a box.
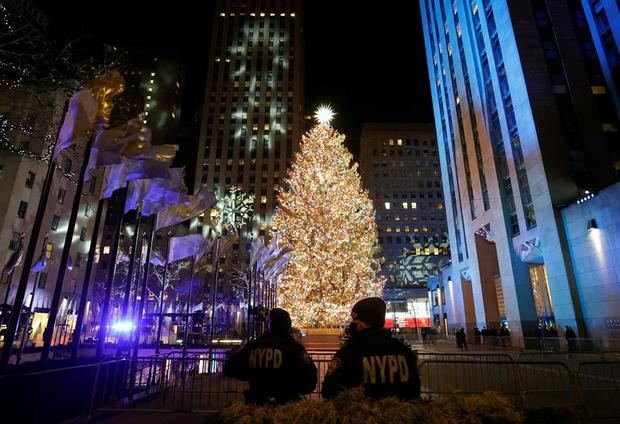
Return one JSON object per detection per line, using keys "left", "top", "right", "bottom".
{"left": 38, "top": 272, "right": 48, "bottom": 288}
{"left": 25, "top": 171, "right": 35, "bottom": 188}
{"left": 51, "top": 215, "right": 60, "bottom": 231}
{"left": 17, "top": 201, "right": 28, "bottom": 218}
{"left": 9, "top": 232, "right": 21, "bottom": 250}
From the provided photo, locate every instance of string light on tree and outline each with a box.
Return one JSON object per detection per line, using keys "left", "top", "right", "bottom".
{"left": 273, "top": 106, "right": 384, "bottom": 328}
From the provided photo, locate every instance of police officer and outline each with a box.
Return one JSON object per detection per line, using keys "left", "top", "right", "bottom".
{"left": 322, "top": 297, "right": 420, "bottom": 399}
{"left": 224, "top": 308, "right": 317, "bottom": 404}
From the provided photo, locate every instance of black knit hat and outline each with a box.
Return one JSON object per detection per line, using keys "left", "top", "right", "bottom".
{"left": 269, "top": 308, "right": 292, "bottom": 332}
{"left": 351, "top": 297, "right": 386, "bottom": 328}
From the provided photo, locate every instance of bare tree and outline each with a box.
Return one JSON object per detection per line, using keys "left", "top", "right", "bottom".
{"left": 227, "top": 254, "right": 250, "bottom": 304}
{"left": 147, "top": 260, "right": 192, "bottom": 304}
{"left": 0, "top": 0, "right": 126, "bottom": 169}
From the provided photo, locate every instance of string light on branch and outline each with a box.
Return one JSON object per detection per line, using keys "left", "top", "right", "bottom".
{"left": 273, "top": 119, "right": 384, "bottom": 328}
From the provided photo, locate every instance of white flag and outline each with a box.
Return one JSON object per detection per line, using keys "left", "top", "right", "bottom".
{"left": 264, "top": 252, "right": 293, "bottom": 282}
{"left": 150, "top": 250, "right": 167, "bottom": 267}
{"left": 53, "top": 89, "right": 98, "bottom": 159}
{"left": 31, "top": 249, "right": 47, "bottom": 273}
{"left": 85, "top": 117, "right": 152, "bottom": 181}
{"left": 100, "top": 145, "right": 179, "bottom": 200}
{"left": 168, "top": 234, "right": 211, "bottom": 263}
{"left": 2, "top": 244, "right": 23, "bottom": 276}
{"left": 249, "top": 237, "right": 265, "bottom": 267}
{"left": 155, "top": 187, "right": 216, "bottom": 230}
{"left": 124, "top": 168, "right": 188, "bottom": 215}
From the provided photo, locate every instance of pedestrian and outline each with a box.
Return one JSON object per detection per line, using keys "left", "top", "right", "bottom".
{"left": 565, "top": 325, "right": 576, "bottom": 352}
{"left": 223, "top": 308, "right": 317, "bottom": 405}
{"left": 481, "top": 326, "right": 488, "bottom": 345}
{"left": 459, "top": 328, "right": 468, "bottom": 350}
{"left": 474, "top": 327, "right": 481, "bottom": 345}
{"left": 321, "top": 297, "right": 420, "bottom": 399}
{"left": 499, "top": 325, "right": 509, "bottom": 347}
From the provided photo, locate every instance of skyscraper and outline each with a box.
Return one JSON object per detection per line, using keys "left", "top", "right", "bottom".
{"left": 420, "top": 0, "right": 620, "bottom": 341}
{"left": 360, "top": 123, "right": 449, "bottom": 329}
{"left": 195, "top": 0, "right": 304, "bottom": 247}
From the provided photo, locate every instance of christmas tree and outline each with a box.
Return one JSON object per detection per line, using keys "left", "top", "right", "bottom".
{"left": 273, "top": 106, "right": 384, "bottom": 327}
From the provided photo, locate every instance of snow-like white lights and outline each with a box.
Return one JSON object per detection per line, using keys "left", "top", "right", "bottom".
{"left": 314, "top": 104, "right": 336, "bottom": 125}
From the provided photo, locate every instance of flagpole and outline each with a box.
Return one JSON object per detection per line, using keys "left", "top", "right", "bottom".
{"left": 245, "top": 262, "right": 253, "bottom": 342}
{"left": 155, "top": 230, "right": 172, "bottom": 355}
{"left": 208, "top": 236, "right": 220, "bottom": 369}
{"left": 16, "top": 272, "right": 39, "bottom": 367}
{"left": 129, "top": 232, "right": 147, "bottom": 329}
{"left": 2, "top": 233, "right": 24, "bottom": 307}
{"left": 96, "top": 187, "right": 128, "bottom": 358}
{"left": 70, "top": 198, "right": 107, "bottom": 361}
{"left": 260, "top": 269, "right": 266, "bottom": 337}
{"left": 117, "top": 200, "right": 143, "bottom": 356}
{"left": 129, "top": 219, "right": 153, "bottom": 399}
{"left": 2, "top": 273, "right": 15, "bottom": 312}
{"left": 120, "top": 229, "right": 145, "bottom": 357}
{"left": 40, "top": 130, "right": 98, "bottom": 366}
{"left": 183, "top": 256, "right": 195, "bottom": 355}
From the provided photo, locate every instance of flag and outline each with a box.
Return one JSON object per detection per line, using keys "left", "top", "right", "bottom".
{"left": 124, "top": 168, "right": 188, "bottom": 215}
{"left": 53, "top": 89, "right": 98, "bottom": 159}
{"left": 168, "top": 234, "right": 211, "bottom": 263}
{"left": 125, "top": 158, "right": 172, "bottom": 181}
{"left": 85, "top": 117, "right": 152, "bottom": 181}
{"left": 155, "top": 187, "right": 216, "bottom": 230}
{"left": 212, "top": 234, "right": 238, "bottom": 265}
{"left": 257, "top": 233, "right": 282, "bottom": 270}
{"left": 150, "top": 250, "right": 167, "bottom": 267}
{"left": 249, "top": 237, "right": 265, "bottom": 267}
{"left": 31, "top": 243, "right": 48, "bottom": 273}
{"left": 100, "top": 145, "right": 179, "bottom": 200}
{"left": 2, "top": 244, "right": 23, "bottom": 276}
{"left": 118, "top": 250, "right": 130, "bottom": 263}
{"left": 264, "top": 252, "right": 293, "bottom": 282}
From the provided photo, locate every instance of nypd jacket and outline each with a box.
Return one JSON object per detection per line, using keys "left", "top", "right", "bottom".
{"left": 223, "top": 331, "right": 317, "bottom": 404}
{"left": 321, "top": 328, "right": 420, "bottom": 399}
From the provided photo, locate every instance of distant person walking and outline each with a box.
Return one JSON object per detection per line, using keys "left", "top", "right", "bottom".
{"left": 565, "top": 326, "right": 577, "bottom": 352}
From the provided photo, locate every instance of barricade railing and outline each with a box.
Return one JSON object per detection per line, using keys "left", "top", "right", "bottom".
{"left": 576, "top": 361, "right": 620, "bottom": 420}
{"left": 418, "top": 351, "right": 513, "bottom": 363}
{"left": 522, "top": 337, "right": 620, "bottom": 353}
{"left": 7, "top": 352, "right": 617, "bottom": 420}
{"left": 0, "top": 358, "right": 128, "bottom": 423}
{"left": 418, "top": 359, "right": 575, "bottom": 410}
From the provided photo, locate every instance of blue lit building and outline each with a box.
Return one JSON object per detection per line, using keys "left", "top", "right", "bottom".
{"left": 420, "top": 0, "right": 620, "bottom": 342}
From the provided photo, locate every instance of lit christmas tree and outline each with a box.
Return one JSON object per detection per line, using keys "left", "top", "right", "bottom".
{"left": 273, "top": 106, "right": 384, "bottom": 328}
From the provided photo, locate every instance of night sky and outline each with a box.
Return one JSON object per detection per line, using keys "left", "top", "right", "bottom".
{"left": 43, "top": 1, "right": 432, "bottom": 157}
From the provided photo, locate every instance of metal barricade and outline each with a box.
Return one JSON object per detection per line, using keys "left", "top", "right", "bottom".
{"left": 517, "top": 361, "right": 574, "bottom": 411}
{"left": 577, "top": 361, "right": 620, "bottom": 420}
{"left": 418, "top": 352, "right": 514, "bottom": 363}
{"left": 0, "top": 358, "right": 127, "bottom": 423}
{"left": 418, "top": 360, "right": 520, "bottom": 401}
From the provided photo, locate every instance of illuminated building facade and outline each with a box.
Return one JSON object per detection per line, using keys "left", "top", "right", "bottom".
{"left": 360, "top": 123, "right": 449, "bottom": 329}
{"left": 420, "top": 0, "right": 620, "bottom": 342}
{"left": 195, "top": 0, "right": 304, "bottom": 243}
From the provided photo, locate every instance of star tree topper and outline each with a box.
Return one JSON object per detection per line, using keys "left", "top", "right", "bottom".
{"left": 313, "top": 104, "right": 336, "bottom": 125}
